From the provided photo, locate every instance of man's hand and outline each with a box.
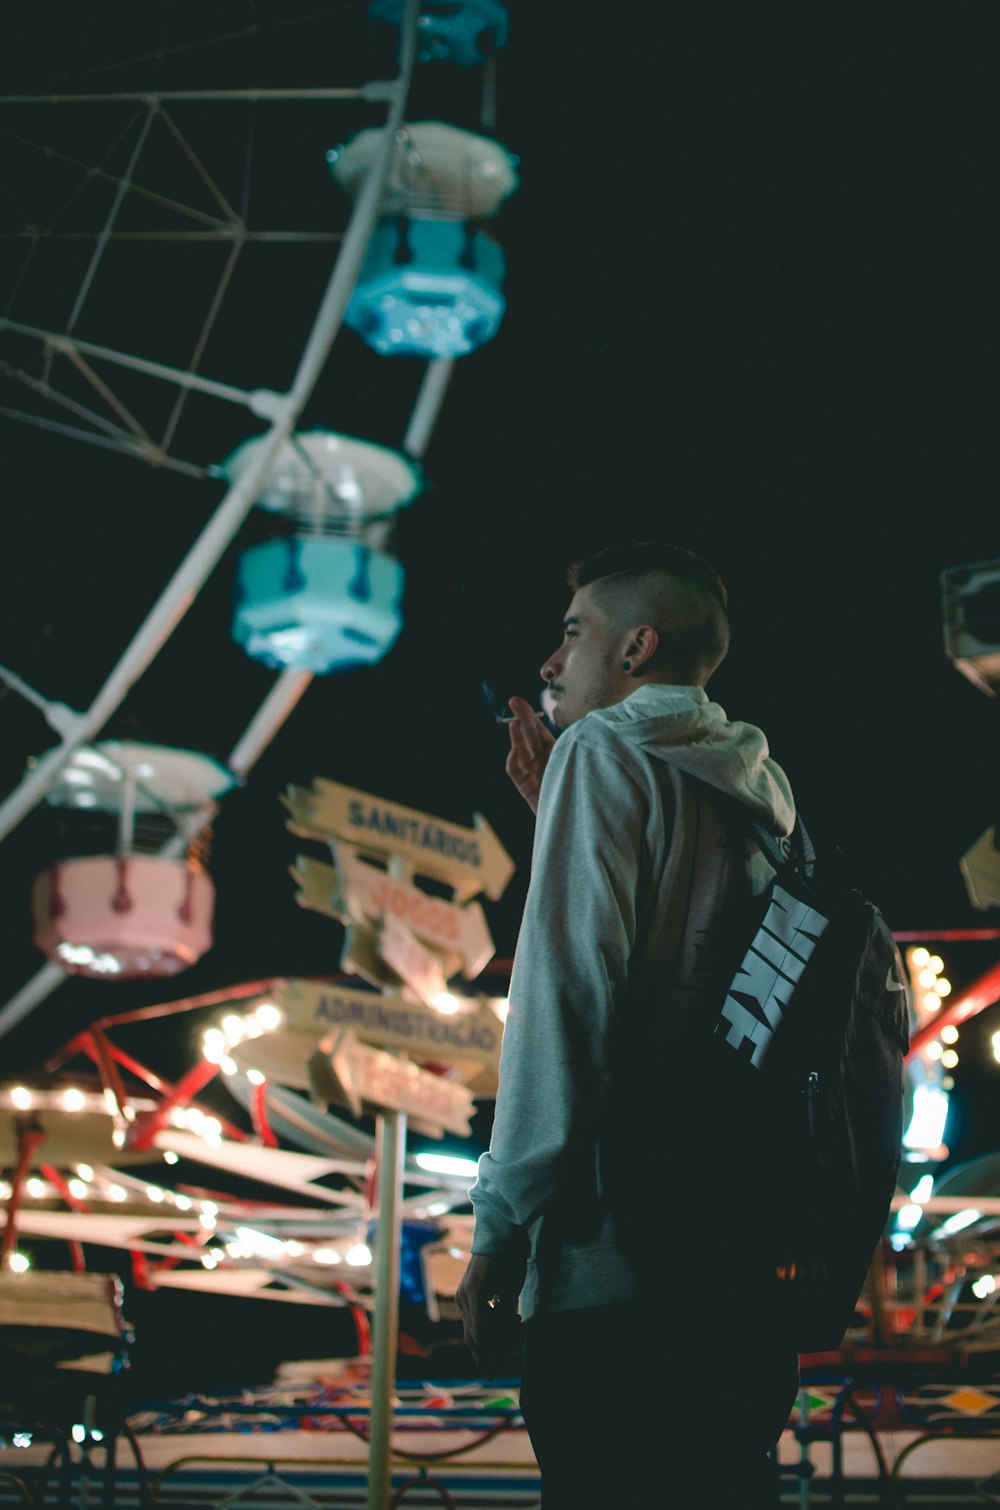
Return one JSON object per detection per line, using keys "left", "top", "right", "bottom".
{"left": 504, "top": 695, "right": 555, "bottom": 815}
{"left": 456, "top": 1247, "right": 528, "bottom": 1379}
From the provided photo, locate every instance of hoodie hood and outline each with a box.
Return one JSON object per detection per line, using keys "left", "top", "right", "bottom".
{"left": 588, "top": 683, "right": 795, "bottom": 836}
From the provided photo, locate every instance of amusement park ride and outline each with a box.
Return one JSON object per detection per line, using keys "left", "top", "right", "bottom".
{"left": 4, "top": 1, "right": 1000, "bottom": 1503}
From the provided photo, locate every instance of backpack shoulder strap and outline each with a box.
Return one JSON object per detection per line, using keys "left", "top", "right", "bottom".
{"left": 751, "top": 814, "right": 816, "bottom": 880}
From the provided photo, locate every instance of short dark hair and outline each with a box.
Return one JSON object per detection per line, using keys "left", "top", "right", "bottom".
{"left": 568, "top": 542, "right": 729, "bottom": 611}
{"left": 567, "top": 542, "right": 730, "bottom": 684}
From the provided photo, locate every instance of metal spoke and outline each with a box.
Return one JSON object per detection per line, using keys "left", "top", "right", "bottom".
{"left": 0, "top": 404, "right": 208, "bottom": 476}
{"left": 0, "top": 128, "right": 232, "bottom": 230}
{"left": 158, "top": 106, "right": 242, "bottom": 225}
{"left": 62, "top": 344, "right": 154, "bottom": 444}
{"left": 160, "top": 236, "right": 244, "bottom": 452}
{"left": 66, "top": 102, "right": 159, "bottom": 334}
{"left": 0, "top": 229, "right": 343, "bottom": 242}
{"left": 0, "top": 358, "right": 133, "bottom": 441}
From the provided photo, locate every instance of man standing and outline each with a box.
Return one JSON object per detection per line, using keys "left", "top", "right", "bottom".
{"left": 457, "top": 543, "right": 801, "bottom": 1508}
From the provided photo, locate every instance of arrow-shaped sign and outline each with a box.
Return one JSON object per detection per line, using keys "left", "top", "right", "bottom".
{"left": 379, "top": 913, "right": 450, "bottom": 1007}
{"left": 339, "top": 918, "right": 453, "bottom": 1006}
{"left": 310, "top": 1029, "right": 475, "bottom": 1138}
{"left": 265, "top": 979, "right": 503, "bottom": 1091}
{"left": 292, "top": 850, "right": 494, "bottom": 978}
{"left": 961, "top": 828, "right": 1000, "bottom": 912}
{"left": 283, "top": 781, "right": 514, "bottom": 902}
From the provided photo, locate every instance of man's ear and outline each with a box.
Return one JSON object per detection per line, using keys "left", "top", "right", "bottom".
{"left": 623, "top": 625, "right": 659, "bottom": 672}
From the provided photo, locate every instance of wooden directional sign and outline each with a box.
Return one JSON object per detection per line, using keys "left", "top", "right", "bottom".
{"left": 379, "top": 913, "right": 450, "bottom": 1006}
{"left": 283, "top": 780, "right": 514, "bottom": 901}
{"left": 961, "top": 828, "right": 1000, "bottom": 912}
{"left": 292, "top": 849, "right": 494, "bottom": 978}
{"left": 310, "top": 1028, "right": 475, "bottom": 1138}
{"left": 339, "top": 918, "right": 451, "bottom": 1002}
{"left": 277, "top": 978, "right": 503, "bottom": 1087}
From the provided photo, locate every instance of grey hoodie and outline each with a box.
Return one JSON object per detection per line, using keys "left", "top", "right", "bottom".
{"left": 469, "top": 684, "right": 795, "bottom": 1318}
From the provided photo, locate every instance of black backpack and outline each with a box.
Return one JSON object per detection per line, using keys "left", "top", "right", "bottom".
{"left": 608, "top": 816, "right": 910, "bottom": 1355}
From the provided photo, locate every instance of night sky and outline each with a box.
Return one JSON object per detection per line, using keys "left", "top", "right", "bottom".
{"left": 2, "top": 2, "right": 1000, "bottom": 1392}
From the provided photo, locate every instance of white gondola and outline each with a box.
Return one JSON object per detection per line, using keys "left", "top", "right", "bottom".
{"left": 330, "top": 121, "right": 519, "bottom": 357}
{"left": 30, "top": 742, "right": 234, "bottom": 979}
{"left": 225, "top": 430, "right": 421, "bottom": 674}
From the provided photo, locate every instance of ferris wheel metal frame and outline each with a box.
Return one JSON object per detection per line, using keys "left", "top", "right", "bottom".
{"left": 0, "top": 0, "right": 488, "bottom": 1039}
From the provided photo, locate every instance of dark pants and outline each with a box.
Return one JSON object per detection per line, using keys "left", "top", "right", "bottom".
{"left": 519, "top": 1302, "right": 799, "bottom": 1509}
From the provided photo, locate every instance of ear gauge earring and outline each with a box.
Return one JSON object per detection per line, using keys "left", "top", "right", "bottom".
{"left": 622, "top": 660, "right": 631, "bottom": 673}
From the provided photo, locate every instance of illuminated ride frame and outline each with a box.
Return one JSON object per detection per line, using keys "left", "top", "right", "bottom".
{"left": 5, "top": 941, "right": 1000, "bottom": 1501}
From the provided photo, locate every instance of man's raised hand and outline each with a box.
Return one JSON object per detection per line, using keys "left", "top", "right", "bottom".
{"left": 504, "top": 695, "right": 555, "bottom": 814}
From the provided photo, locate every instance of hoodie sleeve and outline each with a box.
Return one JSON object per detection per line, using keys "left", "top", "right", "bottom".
{"left": 469, "top": 727, "right": 647, "bottom": 1254}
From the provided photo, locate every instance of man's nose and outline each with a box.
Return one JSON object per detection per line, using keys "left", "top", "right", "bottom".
{"left": 540, "top": 649, "right": 560, "bottom": 684}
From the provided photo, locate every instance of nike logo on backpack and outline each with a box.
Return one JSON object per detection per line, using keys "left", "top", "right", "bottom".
{"left": 717, "top": 886, "right": 829, "bottom": 1067}
{"left": 886, "top": 968, "right": 906, "bottom": 992}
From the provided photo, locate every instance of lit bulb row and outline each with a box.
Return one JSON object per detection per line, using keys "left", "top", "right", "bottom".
{"left": 201, "top": 1228, "right": 373, "bottom": 1269}
{"left": 202, "top": 1003, "right": 283, "bottom": 1074}
{"left": 1, "top": 1086, "right": 143, "bottom": 1117}
{"left": 926, "top": 1023, "right": 960, "bottom": 1070}
{"left": 907, "top": 947, "right": 953, "bottom": 1014}
{"left": 165, "top": 1105, "right": 224, "bottom": 1143}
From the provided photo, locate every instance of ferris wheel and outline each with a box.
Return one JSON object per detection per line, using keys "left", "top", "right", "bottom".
{"left": 0, "top": 0, "right": 519, "bottom": 1036}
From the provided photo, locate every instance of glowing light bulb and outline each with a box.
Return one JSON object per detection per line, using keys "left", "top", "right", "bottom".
{"left": 936, "top": 977, "right": 952, "bottom": 998}
{"left": 255, "top": 1003, "right": 282, "bottom": 1032}
{"left": 107, "top": 1184, "right": 127, "bottom": 1203}
{"left": 26, "top": 1179, "right": 46, "bottom": 1198}
{"left": 432, "top": 993, "right": 460, "bottom": 1015}
{"left": 10, "top": 1087, "right": 32, "bottom": 1111}
{"left": 918, "top": 969, "right": 937, "bottom": 990}
{"left": 922, "top": 992, "right": 941, "bottom": 1012}
{"left": 346, "top": 1243, "right": 373, "bottom": 1267}
{"left": 175, "top": 1194, "right": 193, "bottom": 1212}
{"left": 941, "top": 1025, "right": 959, "bottom": 1044}
{"left": 147, "top": 1186, "right": 164, "bottom": 1203}
{"left": 221, "top": 1014, "right": 245, "bottom": 1044}
{"left": 220, "top": 1056, "right": 238, "bottom": 1076}
{"left": 942, "top": 1049, "right": 959, "bottom": 1069}
{"left": 68, "top": 1179, "right": 88, "bottom": 1200}
{"left": 925, "top": 1041, "right": 943, "bottom": 1061}
{"left": 76, "top": 1164, "right": 94, "bottom": 1181}
{"left": 313, "top": 1248, "right": 343, "bottom": 1265}
{"left": 246, "top": 1069, "right": 266, "bottom": 1086}
{"left": 928, "top": 955, "right": 944, "bottom": 974}
{"left": 911, "top": 947, "right": 930, "bottom": 968}
{"left": 62, "top": 1088, "right": 86, "bottom": 1113}
{"left": 162, "top": 1150, "right": 180, "bottom": 1165}
{"left": 203, "top": 1029, "right": 225, "bottom": 1064}
{"left": 9, "top": 1253, "right": 29, "bottom": 1273}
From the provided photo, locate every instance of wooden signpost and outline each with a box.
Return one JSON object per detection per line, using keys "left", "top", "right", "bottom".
{"left": 284, "top": 779, "right": 514, "bottom": 901}
{"left": 283, "top": 778, "right": 514, "bottom": 1510}
{"left": 292, "top": 849, "right": 495, "bottom": 976}
{"left": 231, "top": 980, "right": 505, "bottom": 1096}
{"left": 308, "top": 1028, "right": 475, "bottom": 1138}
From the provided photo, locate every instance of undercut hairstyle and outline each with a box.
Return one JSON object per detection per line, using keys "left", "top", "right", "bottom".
{"left": 568, "top": 542, "right": 731, "bottom": 685}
